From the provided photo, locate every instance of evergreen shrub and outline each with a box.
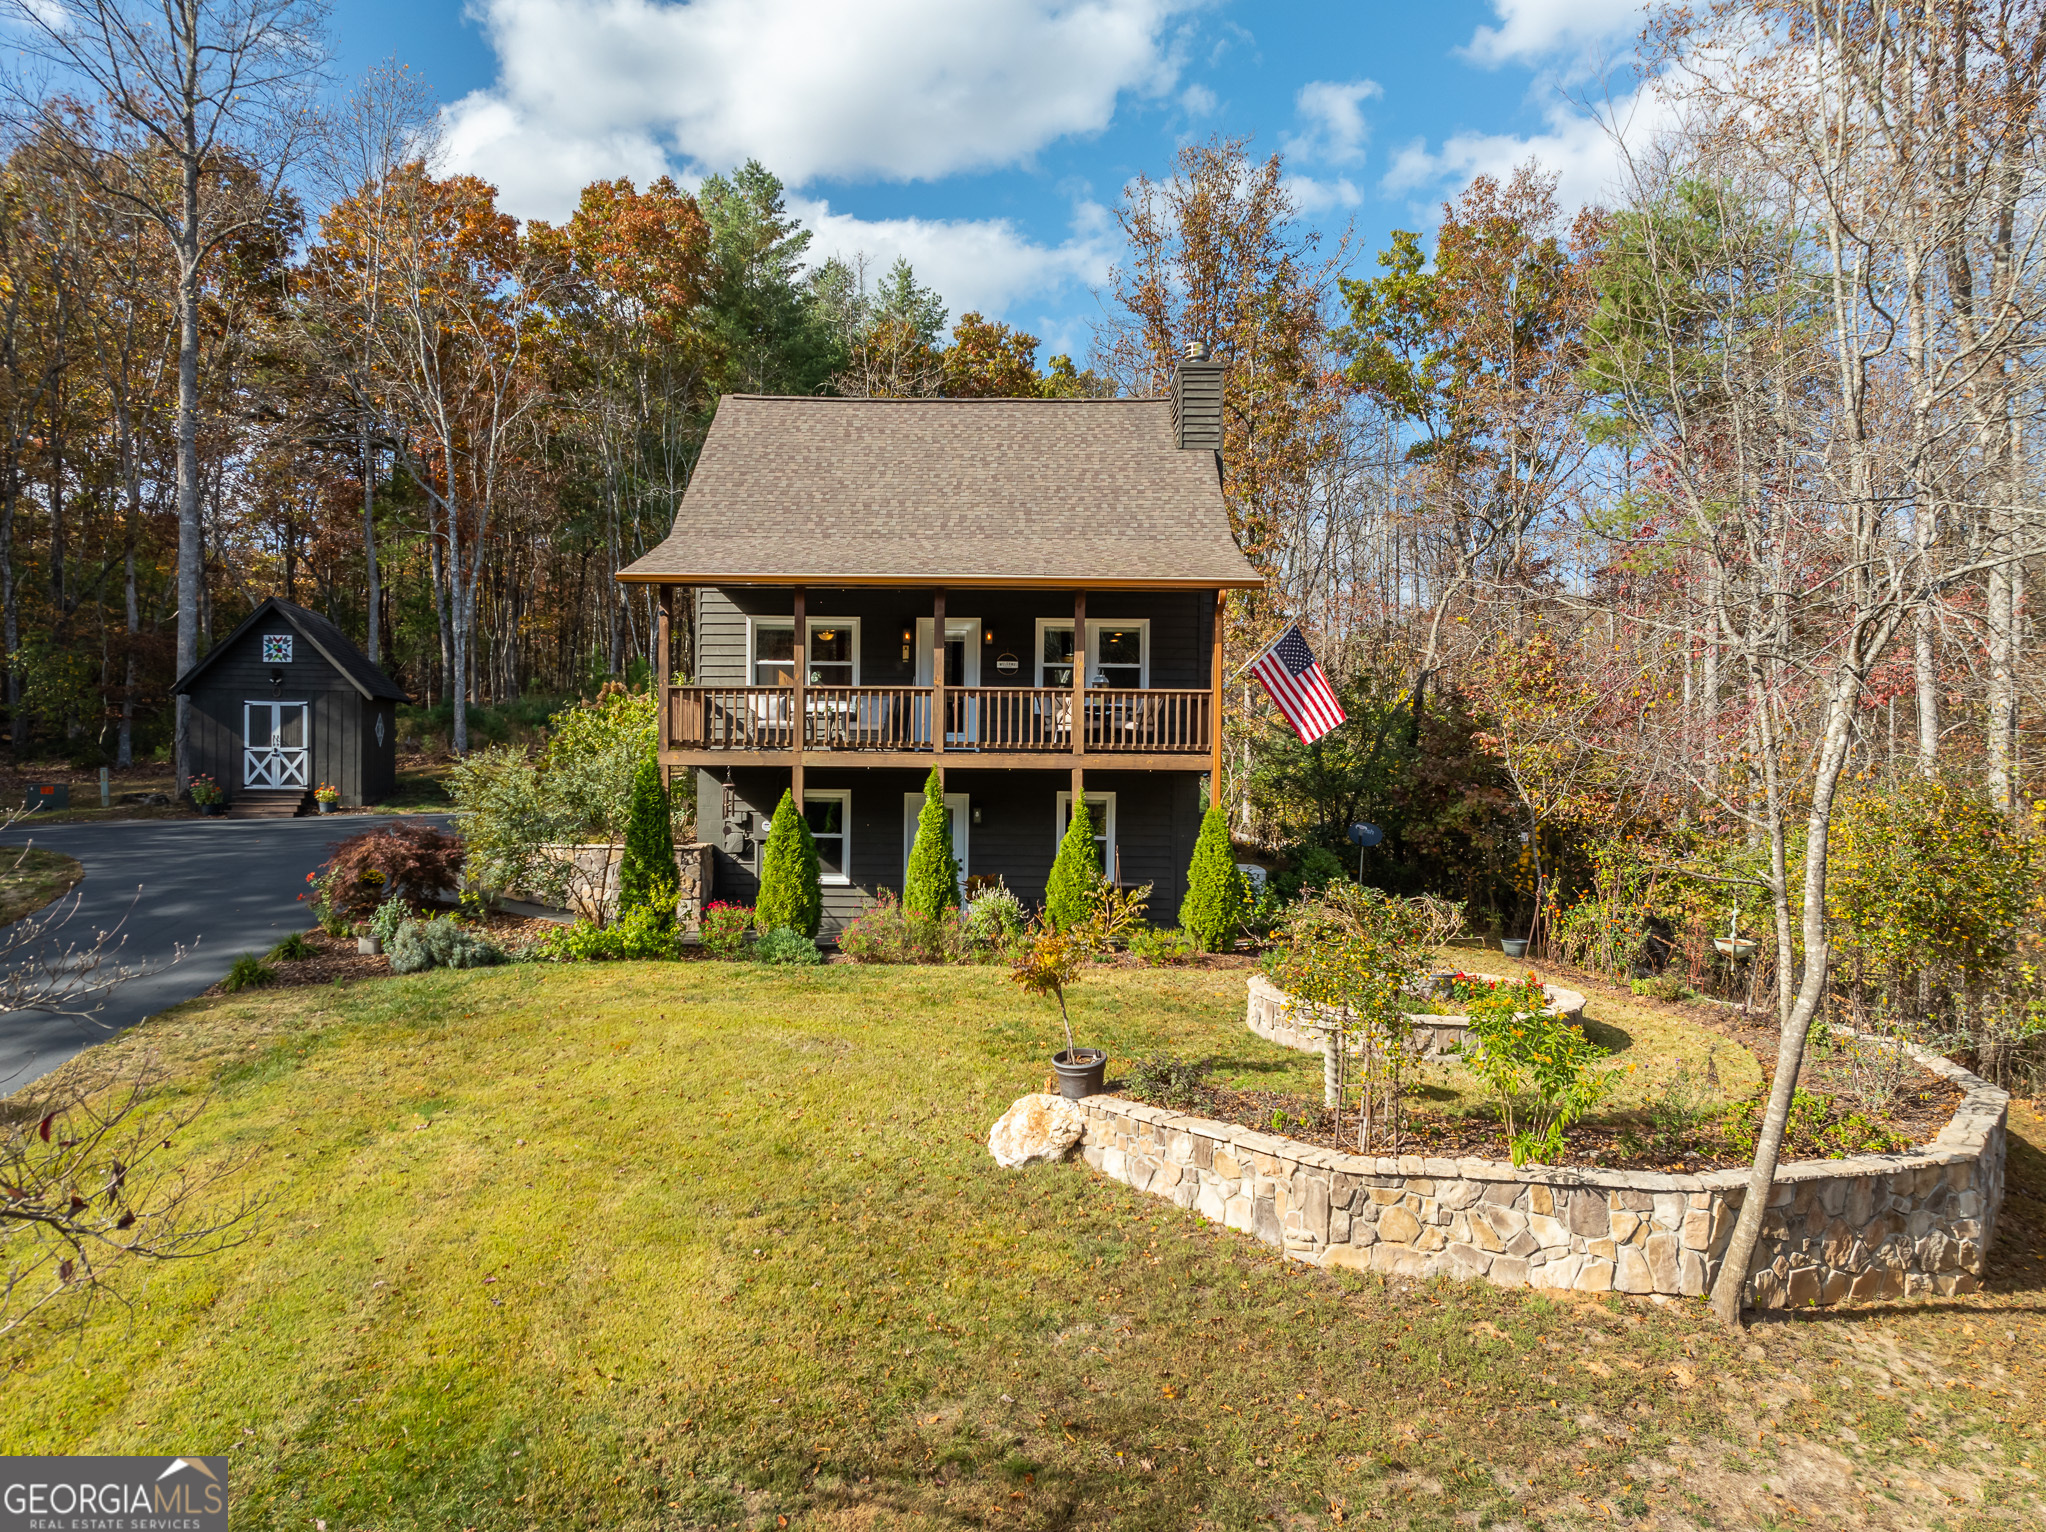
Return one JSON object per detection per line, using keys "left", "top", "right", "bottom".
{"left": 1044, "top": 802, "right": 1101, "bottom": 930}
{"left": 388, "top": 914, "right": 509, "bottom": 974}
{"left": 1179, "top": 806, "right": 1248, "bottom": 952}
{"left": 903, "top": 769, "right": 961, "bottom": 919}
{"left": 616, "top": 750, "right": 679, "bottom": 929}
{"left": 755, "top": 790, "right": 822, "bottom": 937}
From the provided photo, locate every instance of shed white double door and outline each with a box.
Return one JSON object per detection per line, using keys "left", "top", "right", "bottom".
{"left": 243, "top": 700, "right": 310, "bottom": 789}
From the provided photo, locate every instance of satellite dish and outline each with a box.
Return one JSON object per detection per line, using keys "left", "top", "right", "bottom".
{"left": 1348, "top": 823, "right": 1384, "bottom": 848}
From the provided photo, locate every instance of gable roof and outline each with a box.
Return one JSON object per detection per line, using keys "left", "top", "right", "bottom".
{"left": 617, "top": 395, "right": 1263, "bottom": 589}
{"left": 171, "top": 596, "right": 409, "bottom": 701}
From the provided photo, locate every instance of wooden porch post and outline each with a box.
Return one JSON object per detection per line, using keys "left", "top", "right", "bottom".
{"left": 791, "top": 585, "right": 806, "bottom": 811}
{"left": 1210, "top": 588, "right": 1226, "bottom": 810}
{"left": 932, "top": 587, "right": 947, "bottom": 783}
{"left": 655, "top": 585, "right": 672, "bottom": 761}
{"left": 1071, "top": 589, "right": 1087, "bottom": 762}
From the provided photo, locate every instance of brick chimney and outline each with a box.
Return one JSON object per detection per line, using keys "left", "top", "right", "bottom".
{"left": 1170, "top": 339, "right": 1224, "bottom": 456}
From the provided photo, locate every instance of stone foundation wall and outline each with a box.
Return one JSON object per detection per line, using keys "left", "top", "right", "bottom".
{"left": 1072, "top": 1041, "right": 2006, "bottom": 1307}
{"left": 1244, "top": 973, "right": 1585, "bottom": 1061}
{"left": 526, "top": 841, "right": 714, "bottom": 927}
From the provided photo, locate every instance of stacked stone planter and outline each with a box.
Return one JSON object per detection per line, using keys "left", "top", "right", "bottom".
{"left": 1064, "top": 984, "right": 2007, "bottom": 1307}
{"left": 1244, "top": 971, "right": 1586, "bottom": 1061}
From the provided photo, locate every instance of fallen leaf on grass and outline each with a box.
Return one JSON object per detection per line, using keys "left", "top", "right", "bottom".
{"left": 1668, "top": 1364, "right": 1697, "bottom": 1387}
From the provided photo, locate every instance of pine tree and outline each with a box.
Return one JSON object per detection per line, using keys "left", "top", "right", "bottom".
{"left": 1045, "top": 799, "right": 1101, "bottom": 930}
{"left": 755, "top": 788, "right": 822, "bottom": 937}
{"left": 1179, "top": 805, "right": 1248, "bottom": 951}
{"left": 904, "top": 768, "right": 960, "bottom": 919}
{"left": 616, "top": 749, "right": 678, "bottom": 930}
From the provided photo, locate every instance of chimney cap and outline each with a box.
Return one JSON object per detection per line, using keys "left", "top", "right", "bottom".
{"left": 1183, "top": 338, "right": 1212, "bottom": 362}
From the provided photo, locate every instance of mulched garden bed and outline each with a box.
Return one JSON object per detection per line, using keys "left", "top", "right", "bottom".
{"left": 1113, "top": 957, "right": 1970, "bottom": 1173}
{"left": 1113, "top": 1071, "right": 1966, "bottom": 1173}
{"left": 201, "top": 916, "right": 564, "bottom": 996}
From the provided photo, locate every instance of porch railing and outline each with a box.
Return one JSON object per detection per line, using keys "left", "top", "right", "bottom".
{"left": 666, "top": 685, "right": 1212, "bottom": 755}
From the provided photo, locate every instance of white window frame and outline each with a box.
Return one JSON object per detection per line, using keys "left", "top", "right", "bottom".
{"left": 749, "top": 616, "right": 861, "bottom": 687}
{"left": 1054, "top": 790, "right": 1116, "bottom": 878}
{"left": 803, "top": 789, "right": 853, "bottom": 885}
{"left": 1034, "top": 617, "right": 1149, "bottom": 688}
{"left": 902, "top": 792, "right": 969, "bottom": 888}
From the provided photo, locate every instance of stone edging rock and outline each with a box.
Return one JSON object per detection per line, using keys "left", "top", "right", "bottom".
{"left": 1244, "top": 972, "right": 1587, "bottom": 1060}
{"left": 1069, "top": 1038, "right": 2006, "bottom": 1308}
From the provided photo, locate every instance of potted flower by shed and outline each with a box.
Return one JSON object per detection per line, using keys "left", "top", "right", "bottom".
{"left": 188, "top": 774, "right": 223, "bottom": 815}
{"left": 315, "top": 782, "right": 341, "bottom": 814}
{"left": 1011, "top": 922, "right": 1106, "bottom": 1098}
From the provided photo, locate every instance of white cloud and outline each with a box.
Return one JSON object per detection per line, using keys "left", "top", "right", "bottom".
{"left": 1180, "top": 82, "right": 1218, "bottom": 116}
{"left": 792, "top": 195, "right": 1118, "bottom": 330}
{"left": 442, "top": 0, "right": 1197, "bottom": 221}
{"left": 1379, "top": 75, "right": 1676, "bottom": 215}
{"left": 1283, "top": 78, "right": 1381, "bottom": 167}
{"left": 1461, "top": 0, "right": 1647, "bottom": 69}
{"left": 1284, "top": 174, "right": 1362, "bottom": 213}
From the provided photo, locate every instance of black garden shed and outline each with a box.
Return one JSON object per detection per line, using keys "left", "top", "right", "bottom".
{"left": 171, "top": 596, "right": 407, "bottom": 812}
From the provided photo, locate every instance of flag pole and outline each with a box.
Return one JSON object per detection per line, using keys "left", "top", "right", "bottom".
{"left": 1226, "top": 623, "right": 1290, "bottom": 687}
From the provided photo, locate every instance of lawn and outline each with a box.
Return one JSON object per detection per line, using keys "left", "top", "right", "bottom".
{"left": 0, "top": 843, "right": 84, "bottom": 924}
{"left": 2, "top": 962, "right": 2040, "bottom": 1530}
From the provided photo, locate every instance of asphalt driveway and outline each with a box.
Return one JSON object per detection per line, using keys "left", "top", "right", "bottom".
{"left": 0, "top": 814, "right": 452, "bottom": 1092}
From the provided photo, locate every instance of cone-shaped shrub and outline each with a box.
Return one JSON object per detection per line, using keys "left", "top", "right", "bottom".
{"left": 1045, "top": 800, "right": 1101, "bottom": 930}
{"left": 756, "top": 788, "right": 822, "bottom": 938}
{"left": 904, "top": 768, "right": 961, "bottom": 919}
{"left": 1179, "top": 805, "right": 1248, "bottom": 951}
{"left": 616, "top": 749, "right": 678, "bottom": 930}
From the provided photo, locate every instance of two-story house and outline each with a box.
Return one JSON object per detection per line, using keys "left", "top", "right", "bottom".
{"left": 617, "top": 348, "right": 1260, "bottom": 936}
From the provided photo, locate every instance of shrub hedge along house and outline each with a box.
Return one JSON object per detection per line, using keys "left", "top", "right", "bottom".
{"left": 171, "top": 595, "right": 407, "bottom": 812}
{"left": 617, "top": 346, "right": 1261, "bottom": 937}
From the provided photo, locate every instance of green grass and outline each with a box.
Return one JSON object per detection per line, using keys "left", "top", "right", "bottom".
{"left": 0, "top": 844, "right": 82, "bottom": 924}
{"left": 3, "top": 964, "right": 2041, "bottom": 1530}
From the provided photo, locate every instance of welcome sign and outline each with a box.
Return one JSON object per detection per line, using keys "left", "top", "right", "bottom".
{"left": 0, "top": 1457, "right": 228, "bottom": 1530}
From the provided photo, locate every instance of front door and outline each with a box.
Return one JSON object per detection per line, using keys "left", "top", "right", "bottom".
{"left": 916, "top": 618, "right": 980, "bottom": 745}
{"left": 243, "top": 701, "right": 310, "bottom": 789}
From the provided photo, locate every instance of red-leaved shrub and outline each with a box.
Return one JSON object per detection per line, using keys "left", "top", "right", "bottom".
{"left": 317, "top": 823, "right": 465, "bottom": 915}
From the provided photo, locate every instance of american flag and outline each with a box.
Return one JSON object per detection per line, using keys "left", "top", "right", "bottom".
{"left": 1248, "top": 625, "right": 1346, "bottom": 744}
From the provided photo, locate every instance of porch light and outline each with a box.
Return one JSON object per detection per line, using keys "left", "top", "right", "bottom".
{"left": 901, "top": 622, "right": 913, "bottom": 660}
{"left": 983, "top": 627, "right": 993, "bottom": 643}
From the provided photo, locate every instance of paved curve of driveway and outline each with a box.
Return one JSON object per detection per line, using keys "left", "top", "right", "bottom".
{"left": 1, "top": 814, "right": 452, "bottom": 1093}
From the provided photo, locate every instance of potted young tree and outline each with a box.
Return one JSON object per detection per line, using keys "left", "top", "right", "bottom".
{"left": 1011, "top": 923, "right": 1105, "bottom": 1098}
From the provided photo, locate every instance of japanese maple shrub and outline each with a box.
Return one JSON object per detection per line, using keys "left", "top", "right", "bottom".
{"left": 755, "top": 789, "right": 822, "bottom": 939}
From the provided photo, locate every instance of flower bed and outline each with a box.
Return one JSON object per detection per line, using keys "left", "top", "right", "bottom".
{"left": 1245, "top": 970, "right": 1586, "bottom": 1060}
{"left": 1070, "top": 1036, "right": 2007, "bottom": 1307}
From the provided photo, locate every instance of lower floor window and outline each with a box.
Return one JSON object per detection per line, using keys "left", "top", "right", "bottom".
{"left": 803, "top": 790, "right": 851, "bottom": 883}
{"left": 1054, "top": 791, "right": 1116, "bottom": 879}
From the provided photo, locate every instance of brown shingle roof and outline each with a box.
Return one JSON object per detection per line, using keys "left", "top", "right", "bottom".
{"left": 616, "top": 395, "right": 1262, "bottom": 588}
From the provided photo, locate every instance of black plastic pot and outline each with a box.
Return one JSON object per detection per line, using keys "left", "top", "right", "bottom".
{"left": 1051, "top": 1047, "right": 1108, "bottom": 1100}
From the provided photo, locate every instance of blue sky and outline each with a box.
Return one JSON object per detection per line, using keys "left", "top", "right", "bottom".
{"left": 329, "top": 0, "right": 1660, "bottom": 357}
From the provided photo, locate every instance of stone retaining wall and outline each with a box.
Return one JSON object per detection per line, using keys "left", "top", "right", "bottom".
{"left": 1072, "top": 1040, "right": 2005, "bottom": 1307}
{"left": 1244, "top": 972, "right": 1586, "bottom": 1061}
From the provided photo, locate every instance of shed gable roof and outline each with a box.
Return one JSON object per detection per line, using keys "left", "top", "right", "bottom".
{"left": 617, "top": 395, "right": 1262, "bottom": 588}
{"left": 171, "top": 596, "right": 408, "bottom": 701}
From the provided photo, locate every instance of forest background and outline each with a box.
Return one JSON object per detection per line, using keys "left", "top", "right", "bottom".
{"left": 4, "top": 0, "right": 2046, "bottom": 1093}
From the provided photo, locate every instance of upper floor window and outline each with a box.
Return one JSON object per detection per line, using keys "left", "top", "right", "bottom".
{"left": 753, "top": 617, "right": 859, "bottom": 687}
{"left": 1035, "top": 618, "right": 1148, "bottom": 688}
